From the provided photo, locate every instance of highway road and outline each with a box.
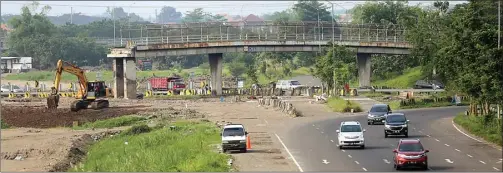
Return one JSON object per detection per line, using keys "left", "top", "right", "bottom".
{"left": 277, "top": 107, "right": 502, "bottom": 172}
{"left": 357, "top": 89, "right": 446, "bottom": 92}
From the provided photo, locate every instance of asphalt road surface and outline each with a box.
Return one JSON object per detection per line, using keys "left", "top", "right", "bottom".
{"left": 279, "top": 107, "right": 502, "bottom": 172}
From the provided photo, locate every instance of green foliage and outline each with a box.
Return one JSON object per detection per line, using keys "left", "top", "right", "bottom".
{"left": 70, "top": 121, "right": 230, "bottom": 172}
{"left": 74, "top": 116, "right": 147, "bottom": 130}
{"left": 121, "top": 124, "right": 152, "bottom": 136}
{"left": 228, "top": 60, "right": 247, "bottom": 78}
{"left": 314, "top": 45, "right": 356, "bottom": 90}
{"left": 373, "top": 67, "right": 425, "bottom": 88}
{"left": 454, "top": 114, "right": 502, "bottom": 146}
{"left": 351, "top": 1, "right": 422, "bottom": 25}
{"left": 327, "top": 97, "right": 363, "bottom": 113}
{"left": 1, "top": 120, "right": 10, "bottom": 129}
{"left": 293, "top": 0, "right": 332, "bottom": 21}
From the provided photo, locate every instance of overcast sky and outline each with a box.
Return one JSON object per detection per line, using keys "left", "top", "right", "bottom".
{"left": 1, "top": 1, "right": 468, "bottom": 19}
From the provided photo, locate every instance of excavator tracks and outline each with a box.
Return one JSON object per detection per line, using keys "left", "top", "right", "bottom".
{"left": 70, "top": 100, "right": 89, "bottom": 112}
{"left": 90, "top": 100, "right": 110, "bottom": 110}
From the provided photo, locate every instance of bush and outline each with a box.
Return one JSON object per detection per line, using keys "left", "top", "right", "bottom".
{"left": 327, "top": 97, "right": 363, "bottom": 113}
{"left": 76, "top": 116, "right": 147, "bottom": 129}
{"left": 453, "top": 114, "right": 502, "bottom": 146}
{"left": 122, "top": 124, "right": 152, "bottom": 136}
{"left": 1, "top": 120, "right": 10, "bottom": 129}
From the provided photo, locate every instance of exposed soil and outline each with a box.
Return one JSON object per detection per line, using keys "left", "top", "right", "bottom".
{"left": 1, "top": 105, "right": 149, "bottom": 128}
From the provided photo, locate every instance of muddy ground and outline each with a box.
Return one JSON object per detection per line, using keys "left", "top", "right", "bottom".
{"left": 1, "top": 96, "right": 305, "bottom": 172}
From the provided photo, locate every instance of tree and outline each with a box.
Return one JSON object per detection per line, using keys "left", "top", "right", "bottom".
{"left": 314, "top": 45, "right": 355, "bottom": 93}
{"left": 157, "top": 6, "right": 182, "bottom": 23}
{"left": 350, "top": 1, "right": 421, "bottom": 25}
{"left": 228, "top": 60, "right": 247, "bottom": 79}
{"left": 293, "top": 0, "right": 332, "bottom": 21}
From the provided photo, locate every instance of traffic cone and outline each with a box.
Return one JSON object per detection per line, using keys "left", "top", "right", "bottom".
{"left": 246, "top": 135, "right": 251, "bottom": 149}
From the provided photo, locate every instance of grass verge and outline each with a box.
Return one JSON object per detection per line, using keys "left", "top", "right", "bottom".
{"left": 372, "top": 67, "right": 425, "bottom": 89}
{"left": 327, "top": 97, "right": 363, "bottom": 113}
{"left": 70, "top": 121, "right": 230, "bottom": 172}
{"left": 73, "top": 116, "right": 147, "bottom": 130}
{"left": 1, "top": 120, "right": 10, "bottom": 129}
{"left": 453, "top": 113, "right": 502, "bottom": 146}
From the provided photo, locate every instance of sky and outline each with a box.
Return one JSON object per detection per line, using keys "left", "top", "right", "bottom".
{"left": 1, "top": 1, "right": 468, "bottom": 19}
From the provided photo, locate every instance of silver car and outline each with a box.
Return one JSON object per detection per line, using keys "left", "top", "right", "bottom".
{"left": 1, "top": 84, "right": 24, "bottom": 92}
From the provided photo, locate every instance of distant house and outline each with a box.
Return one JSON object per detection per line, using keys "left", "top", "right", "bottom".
{"left": 240, "top": 14, "right": 264, "bottom": 27}
{"left": 1, "top": 57, "right": 33, "bottom": 73}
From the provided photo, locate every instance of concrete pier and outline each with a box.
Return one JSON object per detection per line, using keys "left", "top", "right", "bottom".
{"left": 357, "top": 53, "right": 371, "bottom": 88}
{"left": 123, "top": 57, "right": 136, "bottom": 99}
{"left": 113, "top": 58, "right": 124, "bottom": 98}
{"left": 208, "top": 53, "right": 223, "bottom": 96}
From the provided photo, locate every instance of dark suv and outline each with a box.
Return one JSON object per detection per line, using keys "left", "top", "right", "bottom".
{"left": 384, "top": 113, "right": 409, "bottom": 138}
{"left": 393, "top": 139, "right": 429, "bottom": 170}
{"left": 367, "top": 104, "right": 392, "bottom": 125}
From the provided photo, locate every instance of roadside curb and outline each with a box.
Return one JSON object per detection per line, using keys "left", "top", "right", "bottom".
{"left": 451, "top": 119, "right": 502, "bottom": 151}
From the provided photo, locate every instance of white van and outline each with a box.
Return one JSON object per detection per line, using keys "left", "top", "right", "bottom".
{"left": 336, "top": 121, "right": 366, "bottom": 149}
{"left": 276, "top": 80, "right": 304, "bottom": 90}
{"left": 221, "top": 124, "right": 248, "bottom": 153}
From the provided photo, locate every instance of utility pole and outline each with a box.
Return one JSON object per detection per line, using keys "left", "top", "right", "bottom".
{"left": 70, "top": 7, "right": 73, "bottom": 24}
{"left": 498, "top": 0, "right": 501, "bottom": 49}
{"left": 112, "top": 6, "right": 116, "bottom": 46}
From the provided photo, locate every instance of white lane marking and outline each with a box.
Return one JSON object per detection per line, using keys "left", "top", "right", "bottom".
{"left": 264, "top": 119, "right": 269, "bottom": 124}
{"left": 445, "top": 159, "right": 454, "bottom": 163}
{"left": 330, "top": 140, "right": 334, "bottom": 143}
{"left": 455, "top": 149, "right": 461, "bottom": 152}
{"left": 429, "top": 167, "right": 434, "bottom": 171}
{"left": 413, "top": 127, "right": 416, "bottom": 130}
{"left": 479, "top": 160, "right": 486, "bottom": 164}
{"left": 316, "top": 127, "right": 319, "bottom": 130}
{"left": 348, "top": 154, "right": 352, "bottom": 158}
{"left": 274, "top": 133, "right": 304, "bottom": 172}
{"left": 355, "top": 161, "right": 360, "bottom": 164}
{"left": 362, "top": 167, "right": 368, "bottom": 171}
{"left": 452, "top": 120, "right": 503, "bottom": 151}
{"left": 497, "top": 159, "right": 502, "bottom": 163}
{"left": 426, "top": 135, "right": 431, "bottom": 137}
{"left": 342, "top": 150, "right": 346, "bottom": 152}
{"left": 390, "top": 144, "right": 394, "bottom": 146}
{"left": 418, "top": 130, "right": 423, "bottom": 133}
{"left": 322, "top": 160, "right": 330, "bottom": 164}
{"left": 321, "top": 131, "right": 324, "bottom": 134}
{"left": 467, "top": 154, "right": 473, "bottom": 158}
{"left": 493, "top": 167, "right": 500, "bottom": 171}
{"left": 444, "top": 144, "right": 450, "bottom": 147}
{"left": 435, "top": 139, "right": 440, "bottom": 142}
{"left": 383, "top": 159, "right": 390, "bottom": 164}
{"left": 312, "top": 124, "right": 315, "bottom": 126}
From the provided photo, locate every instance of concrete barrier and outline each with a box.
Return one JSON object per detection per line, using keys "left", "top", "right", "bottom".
{"left": 257, "top": 97, "right": 302, "bottom": 117}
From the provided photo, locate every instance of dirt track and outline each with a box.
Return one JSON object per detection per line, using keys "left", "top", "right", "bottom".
{"left": 1, "top": 105, "right": 148, "bottom": 128}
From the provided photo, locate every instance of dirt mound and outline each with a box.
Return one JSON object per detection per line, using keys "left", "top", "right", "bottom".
{"left": 1, "top": 106, "right": 146, "bottom": 128}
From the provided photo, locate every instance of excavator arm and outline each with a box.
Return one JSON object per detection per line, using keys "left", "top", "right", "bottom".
{"left": 47, "top": 60, "right": 89, "bottom": 109}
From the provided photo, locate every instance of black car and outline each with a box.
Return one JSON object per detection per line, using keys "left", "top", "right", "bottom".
{"left": 367, "top": 104, "right": 392, "bottom": 125}
{"left": 384, "top": 113, "right": 409, "bottom": 138}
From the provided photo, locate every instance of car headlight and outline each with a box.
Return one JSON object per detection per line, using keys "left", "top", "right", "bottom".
{"left": 240, "top": 140, "right": 246, "bottom": 143}
{"left": 397, "top": 154, "right": 406, "bottom": 158}
{"left": 385, "top": 125, "right": 391, "bottom": 128}
{"left": 401, "top": 124, "right": 408, "bottom": 127}
{"left": 367, "top": 114, "right": 373, "bottom": 118}
{"left": 222, "top": 141, "right": 229, "bottom": 144}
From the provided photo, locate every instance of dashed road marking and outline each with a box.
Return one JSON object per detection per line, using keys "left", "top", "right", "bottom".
{"left": 322, "top": 159, "right": 330, "bottom": 164}
{"left": 264, "top": 119, "right": 269, "bottom": 124}
{"left": 383, "top": 159, "right": 390, "bottom": 164}
{"left": 390, "top": 144, "right": 394, "bottom": 146}
{"left": 444, "top": 144, "right": 450, "bottom": 147}
{"left": 316, "top": 128, "right": 319, "bottom": 130}
{"left": 493, "top": 167, "right": 500, "bottom": 171}
{"left": 435, "top": 139, "right": 440, "bottom": 142}
{"left": 418, "top": 130, "right": 423, "bottom": 133}
{"left": 348, "top": 155, "right": 352, "bottom": 158}
{"left": 362, "top": 167, "right": 368, "bottom": 171}
{"left": 321, "top": 131, "right": 324, "bottom": 134}
{"left": 330, "top": 140, "right": 334, "bottom": 143}
{"left": 467, "top": 154, "right": 473, "bottom": 158}
{"left": 455, "top": 149, "right": 461, "bottom": 152}
{"left": 497, "top": 159, "right": 502, "bottom": 163}
{"left": 274, "top": 133, "right": 304, "bottom": 172}
{"left": 341, "top": 149, "right": 346, "bottom": 152}
{"left": 312, "top": 124, "right": 315, "bottom": 126}
{"left": 355, "top": 161, "right": 360, "bottom": 164}
{"left": 426, "top": 135, "right": 431, "bottom": 137}
{"left": 445, "top": 159, "right": 454, "bottom": 163}
{"left": 479, "top": 160, "right": 486, "bottom": 164}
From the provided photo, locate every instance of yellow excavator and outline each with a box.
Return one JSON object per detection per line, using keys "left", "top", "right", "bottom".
{"left": 46, "top": 60, "right": 112, "bottom": 112}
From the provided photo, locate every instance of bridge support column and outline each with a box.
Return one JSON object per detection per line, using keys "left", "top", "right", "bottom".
{"left": 357, "top": 53, "right": 371, "bottom": 88}
{"left": 123, "top": 57, "right": 137, "bottom": 99}
{"left": 209, "top": 53, "right": 223, "bottom": 96}
{"left": 113, "top": 58, "right": 124, "bottom": 98}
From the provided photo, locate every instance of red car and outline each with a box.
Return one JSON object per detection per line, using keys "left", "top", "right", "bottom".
{"left": 393, "top": 139, "right": 429, "bottom": 170}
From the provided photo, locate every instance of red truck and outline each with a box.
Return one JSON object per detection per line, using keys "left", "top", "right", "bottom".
{"left": 149, "top": 77, "right": 186, "bottom": 94}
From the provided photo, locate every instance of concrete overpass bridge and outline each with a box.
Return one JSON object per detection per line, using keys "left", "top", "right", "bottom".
{"left": 106, "top": 21, "right": 413, "bottom": 99}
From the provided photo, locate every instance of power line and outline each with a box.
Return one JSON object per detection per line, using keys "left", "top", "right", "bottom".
{"left": 1, "top": 2, "right": 298, "bottom": 9}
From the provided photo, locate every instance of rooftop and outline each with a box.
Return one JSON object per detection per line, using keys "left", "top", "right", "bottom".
{"left": 224, "top": 124, "right": 244, "bottom": 129}
{"left": 341, "top": 121, "right": 360, "bottom": 125}
{"left": 400, "top": 139, "right": 421, "bottom": 143}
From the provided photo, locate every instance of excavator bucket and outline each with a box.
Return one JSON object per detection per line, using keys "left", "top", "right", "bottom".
{"left": 47, "top": 95, "right": 60, "bottom": 109}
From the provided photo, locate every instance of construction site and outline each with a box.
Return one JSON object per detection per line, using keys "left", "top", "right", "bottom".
{"left": 0, "top": 59, "right": 307, "bottom": 172}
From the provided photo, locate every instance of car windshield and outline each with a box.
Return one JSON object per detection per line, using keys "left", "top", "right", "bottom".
{"left": 290, "top": 81, "right": 301, "bottom": 85}
{"left": 370, "top": 106, "right": 388, "bottom": 112}
{"left": 387, "top": 115, "right": 406, "bottom": 123}
{"left": 398, "top": 143, "right": 424, "bottom": 152}
{"left": 340, "top": 125, "right": 362, "bottom": 132}
{"left": 223, "top": 128, "right": 244, "bottom": 136}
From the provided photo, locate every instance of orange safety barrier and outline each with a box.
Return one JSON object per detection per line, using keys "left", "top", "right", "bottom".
{"left": 246, "top": 135, "right": 251, "bottom": 149}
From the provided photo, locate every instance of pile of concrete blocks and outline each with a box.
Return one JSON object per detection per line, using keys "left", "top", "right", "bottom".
{"left": 257, "top": 97, "right": 302, "bottom": 117}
